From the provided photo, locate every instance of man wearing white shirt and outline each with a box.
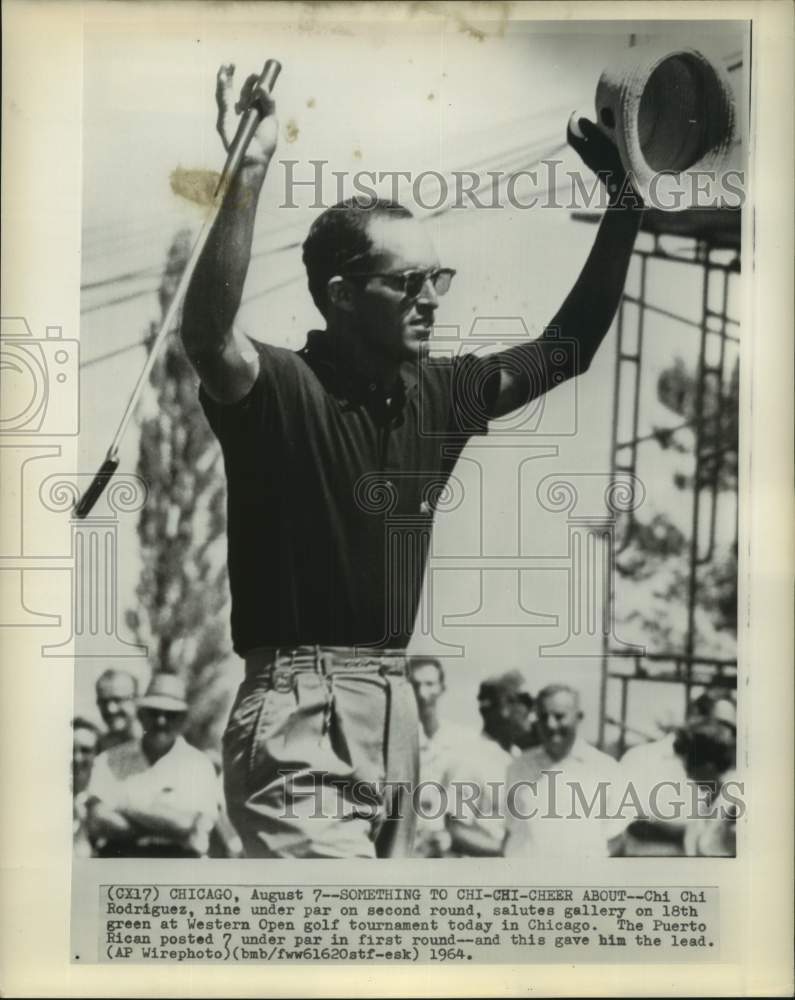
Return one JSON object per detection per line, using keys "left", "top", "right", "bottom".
{"left": 504, "top": 684, "right": 624, "bottom": 860}
{"left": 86, "top": 674, "right": 220, "bottom": 858}
{"left": 72, "top": 717, "right": 100, "bottom": 858}
{"left": 447, "top": 671, "right": 531, "bottom": 857}
{"left": 619, "top": 691, "right": 737, "bottom": 855}
{"left": 408, "top": 657, "right": 468, "bottom": 857}
{"left": 678, "top": 718, "right": 738, "bottom": 858}
{"left": 621, "top": 689, "right": 735, "bottom": 783}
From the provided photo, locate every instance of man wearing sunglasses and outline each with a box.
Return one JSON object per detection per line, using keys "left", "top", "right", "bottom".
{"left": 181, "top": 67, "right": 642, "bottom": 859}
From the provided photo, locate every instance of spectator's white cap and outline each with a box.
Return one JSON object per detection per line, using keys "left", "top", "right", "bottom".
{"left": 138, "top": 673, "right": 188, "bottom": 713}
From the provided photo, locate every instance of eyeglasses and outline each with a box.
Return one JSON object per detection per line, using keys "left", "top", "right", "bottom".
{"left": 344, "top": 267, "right": 456, "bottom": 299}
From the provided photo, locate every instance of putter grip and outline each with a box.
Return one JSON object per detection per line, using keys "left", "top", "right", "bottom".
{"left": 242, "top": 59, "right": 281, "bottom": 121}
{"left": 73, "top": 455, "right": 120, "bottom": 519}
{"left": 257, "top": 58, "right": 281, "bottom": 92}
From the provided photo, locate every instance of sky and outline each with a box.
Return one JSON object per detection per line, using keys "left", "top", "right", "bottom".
{"left": 73, "top": 11, "right": 746, "bottom": 744}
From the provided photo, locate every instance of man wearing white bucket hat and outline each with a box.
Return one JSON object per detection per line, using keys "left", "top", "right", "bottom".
{"left": 181, "top": 67, "right": 644, "bottom": 858}
{"left": 85, "top": 673, "right": 219, "bottom": 858}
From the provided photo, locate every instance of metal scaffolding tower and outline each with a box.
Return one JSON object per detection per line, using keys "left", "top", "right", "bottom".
{"left": 575, "top": 209, "right": 741, "bottom": 753}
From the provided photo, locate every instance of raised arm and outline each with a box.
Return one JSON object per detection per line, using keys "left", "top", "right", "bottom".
{"left": 181, "top": 65, "right": 279, "bottom": 404}
{"left": 489, "top": 118, "right": 643, "bottom": 419}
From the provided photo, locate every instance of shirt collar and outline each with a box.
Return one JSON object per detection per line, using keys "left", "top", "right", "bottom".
{"left": 300, "top": 330, "right": 418, "bottom": 406}
{"left": 538, "top": 735, "right": 589, "bottom": 766}
{"left": 138, "top": 734, "right": 185, "bottom": 766}
{"left": 479, "top": 730, "right": 517, "bottom": 756}
{"left": 567, "top": 736, "right": 590, "bottom": 762}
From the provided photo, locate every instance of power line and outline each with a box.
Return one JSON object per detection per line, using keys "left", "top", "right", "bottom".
{"left": 80, "top": 284, "right": 160, "bottom": 316}
{"left": 81, "top": 338, "right": 149, "bottom": 369}
{"left": 75, "top": 134, "right": 607, "bottom": 357}
{"left": 80, "top": 131, "right": 568, "bottom": 314}
{"left": 81, "top": 265, "right": 162, "bottom": 292}
{"left": 79, "top": 108, "right": 572, "bottom": 270}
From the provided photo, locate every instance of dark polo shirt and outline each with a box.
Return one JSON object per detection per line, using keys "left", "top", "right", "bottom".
{"left": 200, "top": 331, "right": 497, "bottom": 653}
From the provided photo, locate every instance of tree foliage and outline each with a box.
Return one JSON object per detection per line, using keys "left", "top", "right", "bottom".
{"left": 127, "top": 230, "right": 234, "bottom": 749}
{"left": 615, "top": 353, "right": 739, "bottom": 655}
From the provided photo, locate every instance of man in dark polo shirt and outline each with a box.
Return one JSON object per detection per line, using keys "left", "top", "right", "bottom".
{"left": 180, "top": 66, "right": 643, "bottom": 858}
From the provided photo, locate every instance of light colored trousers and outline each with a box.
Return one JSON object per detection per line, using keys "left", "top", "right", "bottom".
{"left": 223, "top": 645, "right": 419, "bottom": 858}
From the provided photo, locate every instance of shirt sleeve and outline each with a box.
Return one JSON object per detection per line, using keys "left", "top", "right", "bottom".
{"left": 196, "top": 759, "right": 223, "bottom": 828}
{"left": 420, "top": 353, "right": 500, "bottom": 444}
{"left": 445, "top": 750, "right": 481, "bottom": 827}
{"left": 198, "top": 340, "right": 280, "bottom": 445}
{"left": 602, "top": 757, "right": 634, "bottom": 841}
{"left": 503, "top": 757, "right": 522, "bottom": 845}
{"left": 85, "top": 752, "right": 117, "bottom": 806}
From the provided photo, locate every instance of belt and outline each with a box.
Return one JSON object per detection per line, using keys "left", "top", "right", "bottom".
{"left": 244, "top": 644, "right": 409, "bottom": 689}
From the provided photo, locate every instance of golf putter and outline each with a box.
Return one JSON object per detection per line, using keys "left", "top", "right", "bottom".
{"left": 74, "top": 58, "right": 282, "bottom": 519}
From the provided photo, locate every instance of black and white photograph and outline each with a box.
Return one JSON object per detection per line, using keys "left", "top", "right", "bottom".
{"left": 1, "top": 0, "right": 793, "bottom": 993}
{"left": 70, "top": 13, "right": 745, "bottom": 865}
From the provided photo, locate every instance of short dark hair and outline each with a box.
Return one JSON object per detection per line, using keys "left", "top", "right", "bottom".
{"left": 301, "top": 197, "right": 414, "bottom": 316}
{"left": 72, "top": 716, "right": 100, "bottom": 737}
{"left": 409, "top": 656, "right": 445, "bottom": 687}
{"left": 689, "top": 688, "right": 735, "bottom": 720}
{"left": 479, "top": 670, "right": 529, "bottom": 709}
{"left": 95, "top": 668, "right": 138, "bottom": 696}
{"left": 674, "top": 719, "right": 736, "bottom": 775}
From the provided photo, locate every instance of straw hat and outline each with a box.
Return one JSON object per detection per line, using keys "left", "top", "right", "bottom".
{"left": 138, "top": 673, "right": 188, "bottom": 713}
{"left": 478, "top": 670, "right": 532, "bottom": 708}
{"left": 594, "top": 44, "right": 737, "bottom": 210}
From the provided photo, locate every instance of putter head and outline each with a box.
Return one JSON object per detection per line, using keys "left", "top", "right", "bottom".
{"left": 73, "top": 453, "right": 120, "bottom": 519}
